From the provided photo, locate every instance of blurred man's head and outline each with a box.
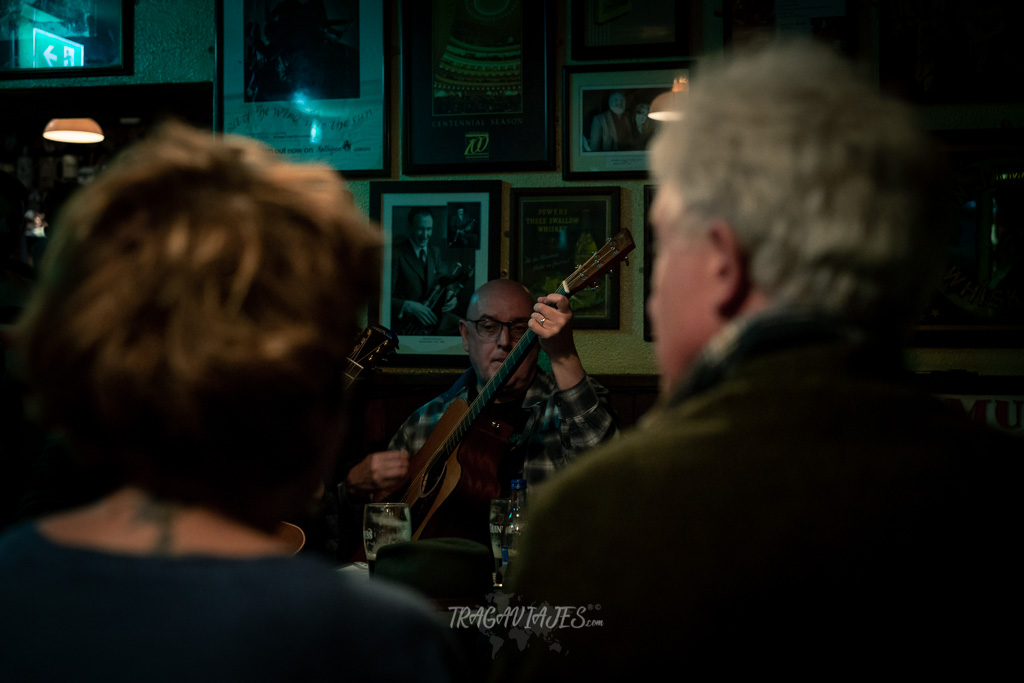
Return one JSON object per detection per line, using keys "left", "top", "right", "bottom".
{"left": 647, "top": 39, "right": 948, "bottom": 391}
{"left": 459, "top": 279, "right": 539, "bottom": 403}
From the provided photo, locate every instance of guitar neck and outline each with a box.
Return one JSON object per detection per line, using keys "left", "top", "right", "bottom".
{"left": 432, "top": 281, "right": 569, "bottom": 456}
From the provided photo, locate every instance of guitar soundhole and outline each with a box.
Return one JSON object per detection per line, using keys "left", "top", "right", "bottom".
{"left": 419, "top": 462, "right": 446, "bottom": 498}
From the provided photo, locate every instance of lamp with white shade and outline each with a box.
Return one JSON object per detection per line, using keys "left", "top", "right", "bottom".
{"left": 648, "top": 76, "right": 689, "bottom": 122}
{"left": 42, "top": 118, "right": 105, "bottom": 144}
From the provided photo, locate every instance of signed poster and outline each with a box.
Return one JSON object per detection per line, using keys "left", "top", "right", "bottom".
{"left": 218, "top": 0, "right": 388, "bottom": 176}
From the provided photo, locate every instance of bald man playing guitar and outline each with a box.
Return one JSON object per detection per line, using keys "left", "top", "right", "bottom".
{"left": 340, "top": 279, "right": 617, "bottom": 544}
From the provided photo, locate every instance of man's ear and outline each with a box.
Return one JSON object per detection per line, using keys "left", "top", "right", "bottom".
{"left": 706, "top": 220, "right": 752, "bottom": 318}
{"left": 459, "top": 319, "right": 470, "bottom": 352}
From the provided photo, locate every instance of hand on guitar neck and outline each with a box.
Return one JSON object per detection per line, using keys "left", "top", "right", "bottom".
{"left": 526, "top": 292, "right": 586, "bottom": 392}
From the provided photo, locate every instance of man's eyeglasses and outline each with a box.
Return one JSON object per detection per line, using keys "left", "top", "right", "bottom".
{"left": 466, "top": 318, "right": 530, "bottom": 341}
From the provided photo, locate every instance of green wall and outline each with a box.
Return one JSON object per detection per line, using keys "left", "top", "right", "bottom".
{"left": 3, "top": 0, "right": 1021, "bottom": 378}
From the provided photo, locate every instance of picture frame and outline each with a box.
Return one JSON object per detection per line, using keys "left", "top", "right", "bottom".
{"left": 0, "top": 0, "right": 134, "bottom": 79}
{"left": 401, "top": 0, "right": 555, "bottom": 174}
{"left": 570, "top": 0, "right": 691, "bottom": 61}
{"left": 215, "top": 0, "right": 390, "bottom": 178}
{"left": 369, "top": 180, "right": 502, "bottom": 365}
{"left": 563, "top": 62, "right": 688, "bottom": 180}
{"left": 722, "top": 0, "right": 862, "bottom": 58}
{"left": 878, "top": 3, "right": 1024, "bottom": 105}
{"left": 912, "top": 129, "right": 1024, "bottom": 347}
{"left": 510, "top": 186, "right": 622, "bottom": 330}
{"left": 643, "top": 185, "right": 656, "bottom": 342}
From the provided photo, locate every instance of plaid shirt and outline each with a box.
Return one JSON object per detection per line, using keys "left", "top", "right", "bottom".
{"left": 389, "top": 369, "right": 618, "bottom": 488}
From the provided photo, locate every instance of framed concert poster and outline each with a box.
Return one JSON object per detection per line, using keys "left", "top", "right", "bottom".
{"left": 912, "top": 130, "right": 1024, "bottom": 347}
{"left": 0, "top": 0, "right": 134, "bottom": 79}
{"left": 510, "top": 186, "right": 622, "bottom": 330}
{"left": 563, "top": 62, "right": 688, "bottom": 180}
{"left": 570, "top": 0, "right": 691, "bottom": 61}
{"left": 369, "top": 180, "right": 502, "bottom": 365}
{"left": 401, "top": 0, "right": 555, "bottom": 174}
{"left": 216, "top": 0, "right": 390, "bottom": 178}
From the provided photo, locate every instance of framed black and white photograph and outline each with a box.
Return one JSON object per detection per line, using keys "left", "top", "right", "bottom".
{"left": 563, "top": 62, "right": 688, "bottom": 180}
{"left": 216, "top": 0, "right": 389, "bottom": 177}
{"left": 401, "top": 0, "right": 554, "bottom": 174}
{"left": 0, "top": 0, "right": 134, "bottom": 79}
{"left": 510, "top": 186, "right": 622, "bottom": 329}
{"left": 570, "top": 0, "right": 692, "bottom": 61}
{"left": 912, "top": 130, "right": 1024, "bottom": 347}
{"left": 369, "top": 180, "right": 502, "bottom": 364}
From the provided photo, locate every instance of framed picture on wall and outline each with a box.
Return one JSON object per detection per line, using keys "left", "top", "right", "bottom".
{"left": 0, "top": 0, "right": 134, "bottom": 79}
{"left": 878, "top": 3, "right": 1024, "bottom": 104}
{"left": 912, "top": 129, "right": 1024, "bottom": 347}
{"left": 570, "top": 0, "right": 691, "bottom": 61}
{"left": 643, "top": 184, "right": 656, "bottom": 342}
{"left": 563, "top": 62, "right": 689, "bottom": 180}
{"left": 369, "top": 180, "right": 502, "bottom": 365}
{"left": 722, "top": 0, "right": 862, "bottom": 58}
{"left": 510, "top": 186, "right": 623, "bottom": 329}
{"left": 401, "top": 0, "right": 555, "bottom": 174}
{"left": 216, "top": 0, "right": 390, "bottom": 178}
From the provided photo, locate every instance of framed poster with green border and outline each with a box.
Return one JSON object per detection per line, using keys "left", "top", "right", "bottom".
{"left": 510, "top": 186, "right": 622, "bottom": 329}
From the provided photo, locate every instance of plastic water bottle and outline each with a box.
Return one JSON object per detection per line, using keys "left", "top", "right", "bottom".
{"left": 500, "top": 478, "right": 528, "bottom": 578}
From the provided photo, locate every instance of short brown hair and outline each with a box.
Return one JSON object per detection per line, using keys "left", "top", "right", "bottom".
{"left": 13, "top": 122, "right": 380, "bottom": 525}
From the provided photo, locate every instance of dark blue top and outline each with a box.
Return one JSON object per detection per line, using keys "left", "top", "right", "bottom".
{"left": 0, "top": 522, "right": 465, "bottom": 682}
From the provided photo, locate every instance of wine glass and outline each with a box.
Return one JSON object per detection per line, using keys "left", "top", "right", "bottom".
{"left": 362, "top": 503, "right": 411, "bottom": 574}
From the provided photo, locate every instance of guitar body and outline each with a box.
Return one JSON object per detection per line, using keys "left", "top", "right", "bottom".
{"left": 401, "top": 399, "right": 468, "bottom": 539}
{"left": 402, "top": 403, "right": 516, "bottom": 544}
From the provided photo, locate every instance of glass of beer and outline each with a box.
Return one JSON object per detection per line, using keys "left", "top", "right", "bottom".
{"left": 488, "top": 499, "right": 511, "bottom": 585}
{"left": 362, "top": 503, "right": 411, "bottom": 575}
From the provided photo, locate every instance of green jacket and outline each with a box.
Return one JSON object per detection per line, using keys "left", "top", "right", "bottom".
{"left": 491, "top": 329, "right": 1020, "bottom": 680}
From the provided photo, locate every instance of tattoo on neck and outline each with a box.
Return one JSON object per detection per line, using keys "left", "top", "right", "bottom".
{"left": 135, "top": 495, "right": 178, "bottom": 556}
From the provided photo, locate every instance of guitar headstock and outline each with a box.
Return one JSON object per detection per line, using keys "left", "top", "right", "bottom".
{"left": 349, "top": 325, "right": 398, "bottom": 370}
{"left": 563, "top": 228, "right": 636, "bottom": 296}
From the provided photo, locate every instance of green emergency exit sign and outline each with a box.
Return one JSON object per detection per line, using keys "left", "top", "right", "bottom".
{"left": 33, "top": 28, "right": 84, "bottom": 68}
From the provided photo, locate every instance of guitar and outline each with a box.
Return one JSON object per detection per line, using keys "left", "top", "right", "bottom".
{"left": 287, "top": 324, "right": 397, "bottom": 551}
{"left": 343, "top": 324, "right": 398, "bottom": 389}
{"left": 402, "top": 262, "right": 475, "bottom": 336}
{"left": 394, "top": 228, "right": 636, "bottom": 540}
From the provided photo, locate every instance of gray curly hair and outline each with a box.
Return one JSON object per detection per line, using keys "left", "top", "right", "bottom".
{"left": 649, "top": 39, "right": 949, "bottom": 333}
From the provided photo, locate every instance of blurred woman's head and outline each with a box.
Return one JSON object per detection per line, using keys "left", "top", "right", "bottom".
{"left": 13, "top": 122, "right": 380, "bottom": 528}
